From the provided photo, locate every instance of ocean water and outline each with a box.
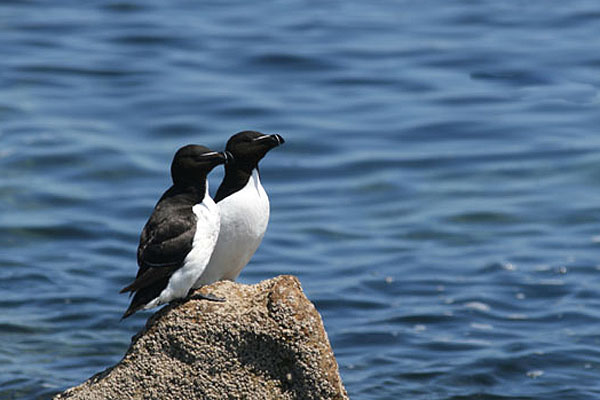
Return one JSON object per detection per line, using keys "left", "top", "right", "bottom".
{"left": 2, "top": 1, "right": 600, "bottom": 399}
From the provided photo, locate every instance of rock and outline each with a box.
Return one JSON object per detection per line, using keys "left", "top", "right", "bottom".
{"left": 54, "top": 275, "right": 349, "bottom": 400}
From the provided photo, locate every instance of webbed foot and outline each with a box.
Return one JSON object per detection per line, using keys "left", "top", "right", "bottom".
{"left": 189, "top": 291, "right": 226, "bottom": 302}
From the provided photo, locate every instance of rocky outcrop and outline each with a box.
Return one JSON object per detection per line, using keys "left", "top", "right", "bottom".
{"left": 54, "top": 275, "right": 349, "bottom": 400}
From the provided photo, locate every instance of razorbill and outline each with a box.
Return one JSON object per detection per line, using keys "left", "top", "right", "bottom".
{"left": 193, "top": 131, "right": 284, "bottom": 288}
{"left": 120, "top": 145, "right": 231, "bottom": 319}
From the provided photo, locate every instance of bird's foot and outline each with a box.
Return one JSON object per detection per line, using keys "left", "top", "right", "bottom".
{"left": 171, "top": 298, "right": 187, "bottom": 306}
{"left": 189, "top": 291, "right": 226, "bottom": 302}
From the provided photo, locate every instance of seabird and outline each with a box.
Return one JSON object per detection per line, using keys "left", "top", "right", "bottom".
{"left": 120, "top": 145, "right": 231, "bottom": 319}
{"left": 193, "top": 130, "right": 284, "bottom": 289}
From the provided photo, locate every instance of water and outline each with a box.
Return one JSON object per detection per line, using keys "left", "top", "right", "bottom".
{"left": 2, "top": 1, "right": 600, "bottom": 399}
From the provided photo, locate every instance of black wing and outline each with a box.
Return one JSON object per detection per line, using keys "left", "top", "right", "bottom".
{"left": 121, "top": 190, "right": 197, "bottom": 295}
{"left": 137, "top": 208, "right": 196, "bottom": 269}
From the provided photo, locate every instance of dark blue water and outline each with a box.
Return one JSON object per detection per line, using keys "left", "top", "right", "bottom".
{"left": 2, "top": 1, "right": 600, "bottom": 399}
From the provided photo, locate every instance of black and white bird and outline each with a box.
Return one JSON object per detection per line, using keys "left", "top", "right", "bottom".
{"left": 120, "top": 145, "right": 231, "bottom": 319}
{"left": 193, "top": 131, "right": 284, "bottom": 289}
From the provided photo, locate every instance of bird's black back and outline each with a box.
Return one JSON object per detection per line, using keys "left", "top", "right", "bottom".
{"left": 121, "top": 184, "right": 204, "bottom": 318}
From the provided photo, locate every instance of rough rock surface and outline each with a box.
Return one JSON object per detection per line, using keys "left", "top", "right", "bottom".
{"left": 54, "top": 275, "right": 349, "bottom": 400}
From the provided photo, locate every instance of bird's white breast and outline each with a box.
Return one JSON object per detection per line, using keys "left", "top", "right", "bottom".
{"left": 148, "top": 187, "right": 220, "bottom": 308}
{"left": 193, "top": 169, "right": 269, "bottom": 287}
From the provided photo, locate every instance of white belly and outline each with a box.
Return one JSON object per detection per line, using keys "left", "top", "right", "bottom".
{"left": 146, "top": 193, "right": 220, "bottom": 309}
{"left": 194, "top": 169, "right": 269, "bottom": 287}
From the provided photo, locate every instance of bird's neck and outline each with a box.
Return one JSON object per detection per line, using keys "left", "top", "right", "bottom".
{"left": 214, "top": 165, "right": 258, "bottom": 203}
{"left": 171, "top": 178, "right": 208, "bottom": 204}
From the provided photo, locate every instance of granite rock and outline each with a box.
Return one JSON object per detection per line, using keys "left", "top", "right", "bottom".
{"left": 54, "top": 275, "right": 349, "bottom": 400}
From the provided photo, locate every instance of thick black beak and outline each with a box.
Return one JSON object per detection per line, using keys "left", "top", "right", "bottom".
{"left": 199, "top": 151, "right": 229, "bottom": 166}
{"left": 272, "top": 134, "right": 285, "bottom": 145}
{"left": 222, "top": 150, "right": 234, "bottom": 165}
{"left": 253, "top": 134, "right": 285, "bottom": 147}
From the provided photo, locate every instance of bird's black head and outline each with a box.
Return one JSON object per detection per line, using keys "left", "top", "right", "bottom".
{"left": 171, "top": 145, "right": 231, "bottom": 187}
{"left": 225, "top": 131, "right": 284, "bottom": 172}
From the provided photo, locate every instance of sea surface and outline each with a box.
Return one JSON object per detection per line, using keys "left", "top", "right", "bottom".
{"left": 2, "top": 1, "right": 600, "bottom": 399}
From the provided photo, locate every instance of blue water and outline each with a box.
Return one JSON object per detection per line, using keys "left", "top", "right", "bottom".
{"left": 2, "top": 1, "right": 600, "bottom": 399}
